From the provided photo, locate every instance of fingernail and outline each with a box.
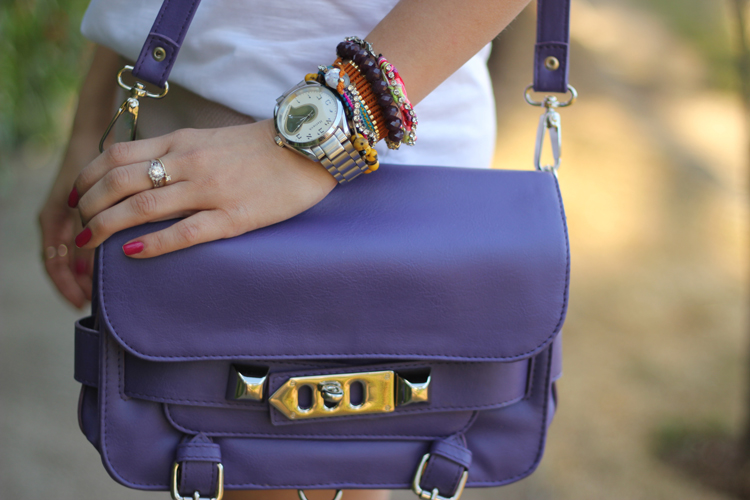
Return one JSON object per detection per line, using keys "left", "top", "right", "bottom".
{"left": 122, "top": 241, "right": 144, "bottom": 256}
{"left": 75, "top": 258, "right": 88, "bottom": 275}
{"left": 75, "top": 227, "right": 92, "bottom": 248}
{"left": 67, "top": 186, "right": 79, "bottom": 208}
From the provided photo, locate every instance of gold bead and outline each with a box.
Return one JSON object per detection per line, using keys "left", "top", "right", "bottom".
{"left": 305, "top": 73, "right": 320, "bottom": 82}
{"left": 365, "top": 162, "right": 379, "bottom": 173}
{"left": 365, "top": 148, "right": 378, "bottom": 163}
{"left": 352, "top": 135, "right": 368, "bottom": 152}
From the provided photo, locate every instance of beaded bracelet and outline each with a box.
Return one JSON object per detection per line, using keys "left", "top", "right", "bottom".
{"left": 306, "top": 67, "right": 381, "bottom": 174}
{"left": 336, "top": 37, "right": 417, "bottom": 149}
{"left": 336, "top": 41, "right": 407, "bottom": 149}
{"left": 378, "top": 56, "right": 417, "bottom": 146}
{"left": 316, "top": 64, "right": 381, "bottom": 145}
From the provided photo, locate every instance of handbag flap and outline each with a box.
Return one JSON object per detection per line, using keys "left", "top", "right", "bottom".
{"left": 95, "top": 165, "right": 569, "bottom": 362}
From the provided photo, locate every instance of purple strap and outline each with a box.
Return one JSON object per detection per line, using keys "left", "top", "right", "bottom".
{"left": 131, "top": 0, "right": 203, "bottom": 88}
{"left": 74, "top": 317, "right": 99, "bottom": 388}
{"left": 419, "top": 436, "right": 472, "bottom": 497}
{"left": 534, "top": 0, "right": 571, "bottom": 93}
{"left": 130, "top": 0, "right": 570, "bottom": 93}
{"left": 176, "top": 433, "right": 222, "bottom": 498}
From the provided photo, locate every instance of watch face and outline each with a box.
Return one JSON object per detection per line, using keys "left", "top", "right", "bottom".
{"left": 276, "top": 84, "right": 341, "bottom": 146}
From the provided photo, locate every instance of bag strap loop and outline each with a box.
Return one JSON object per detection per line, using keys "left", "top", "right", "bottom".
{"left": 172, "top": 433, "right": 224, "bottom": 500}
{"left": 412, "top": 436, "right": 472, "bottom": 500}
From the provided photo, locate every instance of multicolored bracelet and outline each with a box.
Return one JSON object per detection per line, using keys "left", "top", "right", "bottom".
{"left": 336, "top": 37, "right": 417, "bottom": 149}
{"left": 335, "top": 40, "right": 415, "bottom": 150}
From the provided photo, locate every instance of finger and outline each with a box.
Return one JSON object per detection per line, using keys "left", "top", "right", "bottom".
{"left": 121, "top": 210, "right": 232, "bottom": 259}
{"left": 44, "top": 249, "right": 87, "bottom": 309}
{"left": 40, "top": 214, "right": 87, "bottom": 309}
{"left": 77, "top": 156, "right": 183, "bottom": 225}
{"left": 76, "top": 182, "right": 197, "bottom": 249}
{"left": 71, "top": 134, "right": 175, "bottom": 204}
{"left": 72, "top": 247, "right": 95, "bottom": 301}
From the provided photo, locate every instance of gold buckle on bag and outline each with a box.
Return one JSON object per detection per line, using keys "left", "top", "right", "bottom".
{"left": 171, "top": 462, "right": 224, "bottom": 500}
{"left": 99, "top": 65, "right": 169, "bottom": 153}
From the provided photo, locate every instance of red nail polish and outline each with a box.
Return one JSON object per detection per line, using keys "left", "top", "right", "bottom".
{"left": 75, "top": 227, "right": 92, "bottom": 248}
{"left": 75, "top": 258, "right": 88, "bottom": 275}
{"left": 68, "top": 186, "right": 79, "bottom": 208}
{"left": 122, "top": 241, "right": 144, "bottom": 256}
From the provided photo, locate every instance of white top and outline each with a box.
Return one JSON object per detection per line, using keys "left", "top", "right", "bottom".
{"left": 81, "top": 0, "right": 496, "bottom": 168}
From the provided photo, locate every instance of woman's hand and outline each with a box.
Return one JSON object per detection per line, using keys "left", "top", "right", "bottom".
{"left": 39, "top": 170, "right": 95, "bottom": 309}
{"left": 70, "top": 119, "right": 337, "bottom": 258}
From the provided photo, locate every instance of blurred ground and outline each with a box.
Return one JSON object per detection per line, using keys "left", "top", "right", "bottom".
{"left": 1, "top": 0, "right": 748, "bottom": 499}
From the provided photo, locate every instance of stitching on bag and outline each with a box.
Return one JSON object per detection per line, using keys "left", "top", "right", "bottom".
{"left": 489, "top": 336, "right": 556, "bottom": 484}
{"left": 179, "top": 455, "right": 219, "bottom": 461}
{"left": 536, "top": 42, "right": 568, "bottom": 49}
{"left": 158, "top": 0, "right": 197, "bottom": 84}
{"left": 117, "top": 349, "right": 127, "bottom": 401}
{"left": 163, "top": 405, "right": 473, "bottom": 439}
{"left": 100, "top": 173, "right": 570, "bottom": 362}
{"left": 125, "top": 391, "right": 266, "bottom": 408}
{"left": 101, "top": 334, "right": 162, "bottom": 487}
{"left": 269, "top": 394, "right": 525, "bottom": 426}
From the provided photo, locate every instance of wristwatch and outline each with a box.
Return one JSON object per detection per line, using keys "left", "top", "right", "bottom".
{"left": 273, "top": 80, "right": 368, "bottom": 183}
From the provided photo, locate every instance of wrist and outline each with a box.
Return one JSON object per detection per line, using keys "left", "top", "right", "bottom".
{"left": 257, "top": 119, "right": 337, "bottom": 191}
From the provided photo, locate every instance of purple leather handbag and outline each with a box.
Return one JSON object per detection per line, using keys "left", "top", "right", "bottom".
{"left": 75, "top": 1, "right": 574, "bottom": 499}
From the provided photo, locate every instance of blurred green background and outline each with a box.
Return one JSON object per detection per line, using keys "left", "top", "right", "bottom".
{"left": 0, "top": 0, "right": 748, "bottom": 499}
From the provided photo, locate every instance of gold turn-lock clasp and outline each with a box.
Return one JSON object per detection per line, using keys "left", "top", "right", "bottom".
{"left": 268, "top": 370, "right": 430, "bottom": 420}
{"left": 99, "top": 65, "right": 169, "bottom": 153}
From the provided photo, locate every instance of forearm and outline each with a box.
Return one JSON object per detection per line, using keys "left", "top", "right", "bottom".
{"left": 55, "top": 45, "right": 121, "bottom": 190}
{"left": 365, "top": 0, "right": 531, "bottom": 106}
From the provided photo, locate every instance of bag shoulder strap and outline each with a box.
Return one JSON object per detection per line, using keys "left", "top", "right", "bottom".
{"left": 131, "top": 0, "right": 203, "bottom": 88}
{"left": 130, "top": 0, "right": 571, "bottom": 93}
{"left": 534, "top": 0, "right": 571, "bottom": 93}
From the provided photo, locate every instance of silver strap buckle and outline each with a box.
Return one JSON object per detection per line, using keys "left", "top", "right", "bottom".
{"left": 411, "top": 453, "right": 468, "bottom": 500}
{"left": 171, "top": 462, "right": 224, "bottom": 500}
{"left": 524, "top": 84, "right": 578, "bottom": 176}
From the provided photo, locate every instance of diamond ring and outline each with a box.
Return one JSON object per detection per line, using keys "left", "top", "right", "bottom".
{"left": 148, "top": 158, "right": 171, "bottom": 188}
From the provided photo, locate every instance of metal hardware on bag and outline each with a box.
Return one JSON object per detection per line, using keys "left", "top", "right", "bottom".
{"left": 228, "top": 365, "right": 268, "bottom": 401}
{"left": 319, "top": 380, "right": 345, "bottom": 404}
{"left": 544, "top": 56, "right": 560, "bottom": 71}
{"left": 99, "top": 65, "right": 170, "bottom": 153}
{"left": 412, "top": 453, "right": 468, "bottom": 500}
{"left": 397, "top": 374, "right": 431, "bottom": 406}
{"left": 153, "top": 46, "right": 167, "bottom": 61}
{"left": 523, "top": 84, "right": 577, "bottom": 108}
{"left": 269, "top": 371, "right": 396, "bottom": 420}
{"left": 523, "top": 84, "right": 578, "bottom": 175}
{"left": 171, "top": 462, "right": 224, "bottom": 500}
{"left": 534, "top": 98, "right": 562, "bottom": 174}
{"left": 298, "top": 490, "right": 343, "bottom": 500}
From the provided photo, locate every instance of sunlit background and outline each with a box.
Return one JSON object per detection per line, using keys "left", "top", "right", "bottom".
{"left": 1, "top": 0, "right": 748, "bottom": 499}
